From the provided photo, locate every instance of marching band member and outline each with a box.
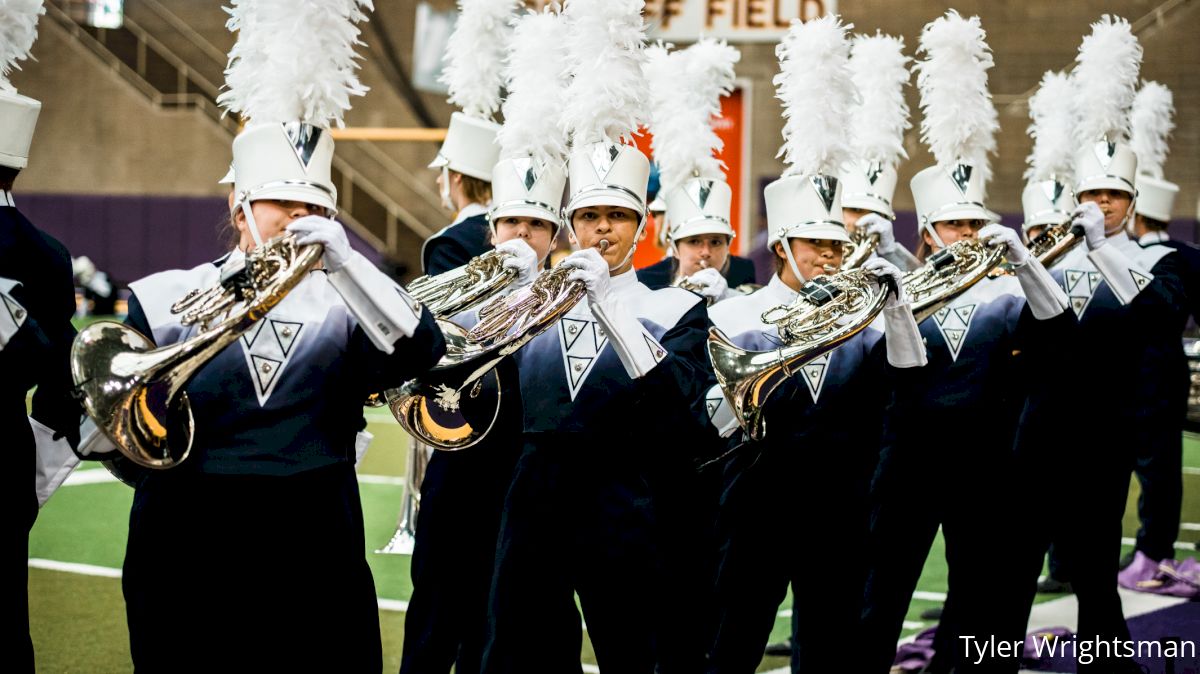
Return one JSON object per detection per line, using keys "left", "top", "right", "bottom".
{"left": 1022, "top": 17, "right": 1186, "bottom": 672}
{"left": 77, "top": 3, "right": 447, "bottom": 669}
{"left": 400, "top": 6, "right": 566, "bottom": 673}
{"left": 0, "top": 3, "right": 79, "bottom": 668}
{"left": 420, "top": 0, "right": 510, "bottom": 276}
{"left": 703, "top": 17, "right": 926, "bottom": 673}
{"left": 479, "top": 2, "right": 713, "bottom": 671}
{"left": 860, "top": 12, "right": 1073, "bottom": 671}
{"left": 1117, "top": 81, "right": 1194, "bottom": 583}
{"left": 1018, "top": 71, "right": 1077, "bottom": 246}
{"left": 638, "top": 39, "right": 748, "bottom": 303}
{"left": 841, "top": 31, "right": 921, "bottom": 272}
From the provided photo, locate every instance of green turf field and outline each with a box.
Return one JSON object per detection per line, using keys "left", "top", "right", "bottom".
{"left": 27, "top": 406, "right": 1200, "bottom": 672}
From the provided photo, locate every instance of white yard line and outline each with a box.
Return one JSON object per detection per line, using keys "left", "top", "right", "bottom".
{"left": 59, "top": 470, "right": 405, "bottom": 488}
{"left": 28, "top": 558, "right": 122, "bottom": 578}
{"left": 912, "top": 590, "right": 947, "bottom": 602}
{"left": 1120, "top": 536, "right": 1195, "bottom": 552}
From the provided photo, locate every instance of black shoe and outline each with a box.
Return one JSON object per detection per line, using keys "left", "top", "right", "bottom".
{"left": 1119, "top": 551, "right": 1137, "bottom": 570}
{"left": 919, "top": 606, "right": 943, "bottom": 621}
{"left": 764, "top": 638, "right": 792, "bottom": 657}
{"left": 1036, "top": 576, "right": 1073, "bottom": 594}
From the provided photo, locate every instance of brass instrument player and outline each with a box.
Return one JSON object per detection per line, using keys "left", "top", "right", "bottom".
{"left": 478, "top": 3, "right": 714, "bottom": 670}
{"left": 636, "top": 41, "right": 754, "bottom": 300}
{"left": 0, "top": 5, "right": 80, "bottom": 669}
{"left": 73, "top": 4, "right": 446, "bottom": 669}
{"left": 703, "top": 18, "right": 926, "bottom": 673}
{"left": 400, "top": 7, "right": 565, "bottom": 673}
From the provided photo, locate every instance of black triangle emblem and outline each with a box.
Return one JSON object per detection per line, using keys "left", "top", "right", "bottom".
{"left": 283, "top": 122, "right": 324, "bottom": 172}
{"left": 809, "top": 174, "right": 838, "bottom": 213}
{"left": 1041, "top": 180, "right": 1065, "bottom": 204}
{"left": 949, "top": 164, "right": 973, "bottom": 196}
{"left": 866, "top": 162, "right": 884, "bottom": 186}
{"left": 2, "top": 293, "right": 24, "bottom": 324}
{"left": 1070, "top": 296, "right": 1089, "bottom": 318}
{"left": 250, "top": 355, "right": 284, "bottom": 395}
{"left": 512, "top": 157, "right": 538, "bottom": 191}
{"left": 934, "top": 307, "right": 951, "bottom": 326}
{"left": 1087, "top": 272, "right": 1102, "bottom": 294}
{"left": 589, "top": 143, "right": 621, "bottom": 181}
{"left": 1130, "top": 270, "right": 1153, "bottom": 291}
{"left": 687, "top": 179, "right": 714, "bottom": 210}
{"left": 1093, "top": 140, "right": 1116, "bottom": 170}
{"left": 1064, "top": 270, "right": 1083, "bottom": 293}
{"left": 705, "top": 396, "right": 724, "bottom": 421}
{"left": 644, "top": 334, "right": 665, "bottom": 362}
{"left": 562, "top": 318, "right": 588, "bottom": 350}
{"left": 953, "top": 304, "right": 976, "bottom": 325}
{"left": 271, "top": 320, "right": 303, "bottom": 356}
{"left": 567, "top": 355, "right": 593, "bottom": 387}
{"left": 243, "top": 321, "right": 266, "bottom": 348}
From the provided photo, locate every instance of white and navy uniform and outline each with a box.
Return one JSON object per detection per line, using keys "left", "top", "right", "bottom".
{"left": 704, "top": 275, "right": 912, "bottom": 674}
{"left": 401, "top": 248, "right": 524, "bottom": 674}
{"left": 860, "top": 268, "right": 1074, "bottom": 673}
{"left": 636, "top": 254, "right": 758, "bottom": 290}
{"left": 0, "top": 191, "right": 79, "bottom": 673}
{"left": 115, "top": 251, "right": 444, "bottom": 672}
{"left": 478, "top": 271, "right": 712, "bottom": 674}
{"left": 1127, "top": 232, "right": 1200, "bottom": 563}
{"left": 421, "top": 203, "right": 492, "bottom": 275}
{"left": 1032, "top": 233, "right": 1185, "bottom": 659}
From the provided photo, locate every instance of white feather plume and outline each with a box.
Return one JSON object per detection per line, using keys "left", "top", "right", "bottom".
{"left": 441, "top": 0, "right": 518, "bottom": 120}
{"left": 645, "top": 37, "right": 739, "bottom": 191}
{"left": 1071, "top": 15, "right": 1142, "bottom": 144}
{"left": 914, "top": 10, "right": 998, "bottom": 183}
{"left": 1024, "top": 71, "right": 1077, "bottom": 182}
{"left": 774, "top": 15, "right": 858, "bottom": 177}
{"left": 0, "top": 0, "right": 44, "bottom": 93}
{"left": 559, "top": 0, "right": 649, "bottom": 146}
{"left": 1130, "top": 81, "right": 1174, "bottom": 179}
{"left": 848, "top": 32, "right": 910, "bottom": 170}
{"left": 497, "top": 8, "right": 570, "bottom": 165}
{"left": 219, "top": 0, "right": 373, "bottom": 128}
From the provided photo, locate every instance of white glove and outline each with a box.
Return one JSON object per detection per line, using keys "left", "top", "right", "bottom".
{"left": 560, "top": 248, "right": 614, "bottom": 305}
{"left": 286, "top": 215, "right": 352, "bottom": 272}
{"left": 685, "top": 267, "right": 729, "bottom": 301}
{"left": 979, "top": 224, "right": 1030, "bottom": 266}
{"left": 860, "top": 213, "right": 897, "bottom": 253}
{"left": 495, "top": 238, "right": 540, "bottom": 287}
{"left": 1072, "top": 202, "right": 1108, "bottom": 251}
{"left": 863, "top": 257, "right": 907, "bottom": 309}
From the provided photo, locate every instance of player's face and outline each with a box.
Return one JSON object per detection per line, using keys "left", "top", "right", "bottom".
{"left": 492, "top": 215, "right": 556, "bottom": 263}
{"left": 571, "top": 205, "right": 641, "bottom": 274}
{"left": 924, "top": 219, "right": 985, "bottom": 251}
{"left": 675, "top": 234, "right": 730, "bottom": 277}
{"left": 1078, "top": 189, "right": 1133, "bottom": 231}
{"left": 235, "top": 199, "right": 326, "bottom": 251}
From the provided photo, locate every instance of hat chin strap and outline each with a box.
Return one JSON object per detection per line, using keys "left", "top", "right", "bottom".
{"left": 569, "top": 215, "right": 647, "bottom": 273}
{"left": 1110, "top": 199, "right": 1136, "bottom": 237}
{"left": 921, "top": 219, "right": 947, "bottom": 251}
{"left": 439, "top": 166, "right": 454, "bottom": 212}
{"left": 239, "top": 200, "right": 266, "bottom": 249}
{"left": 779, "top": 237, "right": 807, "bottom": 287}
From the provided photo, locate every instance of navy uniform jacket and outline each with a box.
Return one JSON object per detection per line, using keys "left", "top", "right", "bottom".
{"left": 890, "top": 272, "right": 1074, "bottom": 459}
{"left": 0, "top": 201, "right": 79, "bottom": 445}
{"left": 422, "top": 205, "right": 492, "bottom": 275}
{"left": 637, "top": 254, "right": 757, "bottom": 291}
{"left": 1050, "top": 233, "right": 1185, "bottom": 431}
{"left": 706, "top": 274, "right": 898, "bottom": 469}
{"left": 124, "top": 252, "right": 445, "bottom": 476}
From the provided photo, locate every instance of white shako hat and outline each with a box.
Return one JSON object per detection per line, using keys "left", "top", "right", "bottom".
{"left": 766, "top": 175, "right": 850, "bottom": 246}
{"left": 565, "top": 141, "right": 649, "bottom": 219}
{"left": 0, "top": 92, "right": 39, "bottom": 170}
{"left": 665, "top": 178, "right": 735, "bottom": 242}
{"left": 1021, "top": 179, "right": 1075, "bottom": 232}
{"left": 488, "top": 7, "right": 570, "bottom": 231}
{"left": 429, "top": 112, "right": 501, "bottom": 181}
{"left": 489, "top": 157, "right": 567, "bottom": 227}
{"left": 1135, "top": 174, "right": 1177, "bottom": 223}
{"left": 0, "top": 0, "right": 46, "bottom": 170}
{"left": 216, "top": 0, "right": 374, "bottom": 246}
{"left": 1130, "top": 81, "right": 1177, "bottom": 223}
{"left": 766, "top": 14, "right": 858, "bottom": 268}
{"left": 911, "top": 10, "right": 1000, "bottom": 244}
{"left": 1069, "top": 16, "right": 1143, "bottom": 200}
{"left": 224, "top": 123, "right": 338, "bottom": 216}
{"left": 840, "top": 161, "right": 899, "bottom": 219}
{"left": 911, "top": 163, "right": 999, "bottom": 228}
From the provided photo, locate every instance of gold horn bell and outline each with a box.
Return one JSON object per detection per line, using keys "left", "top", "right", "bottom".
{"left": 71, "top": 234, "right": 323, "bottom": 471}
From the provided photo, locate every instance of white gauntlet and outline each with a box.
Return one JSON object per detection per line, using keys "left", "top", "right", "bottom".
{"left": 327, "top": 252, "right": 422, "bottom": 353}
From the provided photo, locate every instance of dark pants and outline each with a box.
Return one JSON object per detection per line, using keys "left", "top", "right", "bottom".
{"left": 3, "top": 407, "right": 36, "bottom": 673}
{"left": 706, "top": 443, "right": 872, "bottom": 674}
{"left": 123, "top": 462, "right": 381, "bottom": 673}
{"left": 860, "top": 439, "right": 1019, "bottom": 674}
{"left": 481, "top": 435, "right": 661, "bottom": 674}
{"left": 400, "top": 439, "right": 520, "bottom": 674}
{"left": 1133, "top": 421, "right": 1184, "bottom": 561}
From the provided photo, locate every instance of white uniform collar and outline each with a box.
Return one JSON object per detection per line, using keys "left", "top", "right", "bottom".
{"left": 1107, "top": 231, "right": 1132, "bottom": 246}
{"left": 609, "top": 267, "right": 640, "bottom": 293}
{"left": 1, "top": 190, "right": 14, "bottom": 207}
{"left": 1139, "top": 231, "right": 1170, "bottom": 245}
{"left": 452, "top": 202, "right": 489, "bottom": 226}
{"left": 765, "top": 273, "right": 800, "bottom": 306}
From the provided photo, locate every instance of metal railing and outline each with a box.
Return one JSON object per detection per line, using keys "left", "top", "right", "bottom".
{"left": 45, "top": 0, "right": 438, "bottom": 252}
